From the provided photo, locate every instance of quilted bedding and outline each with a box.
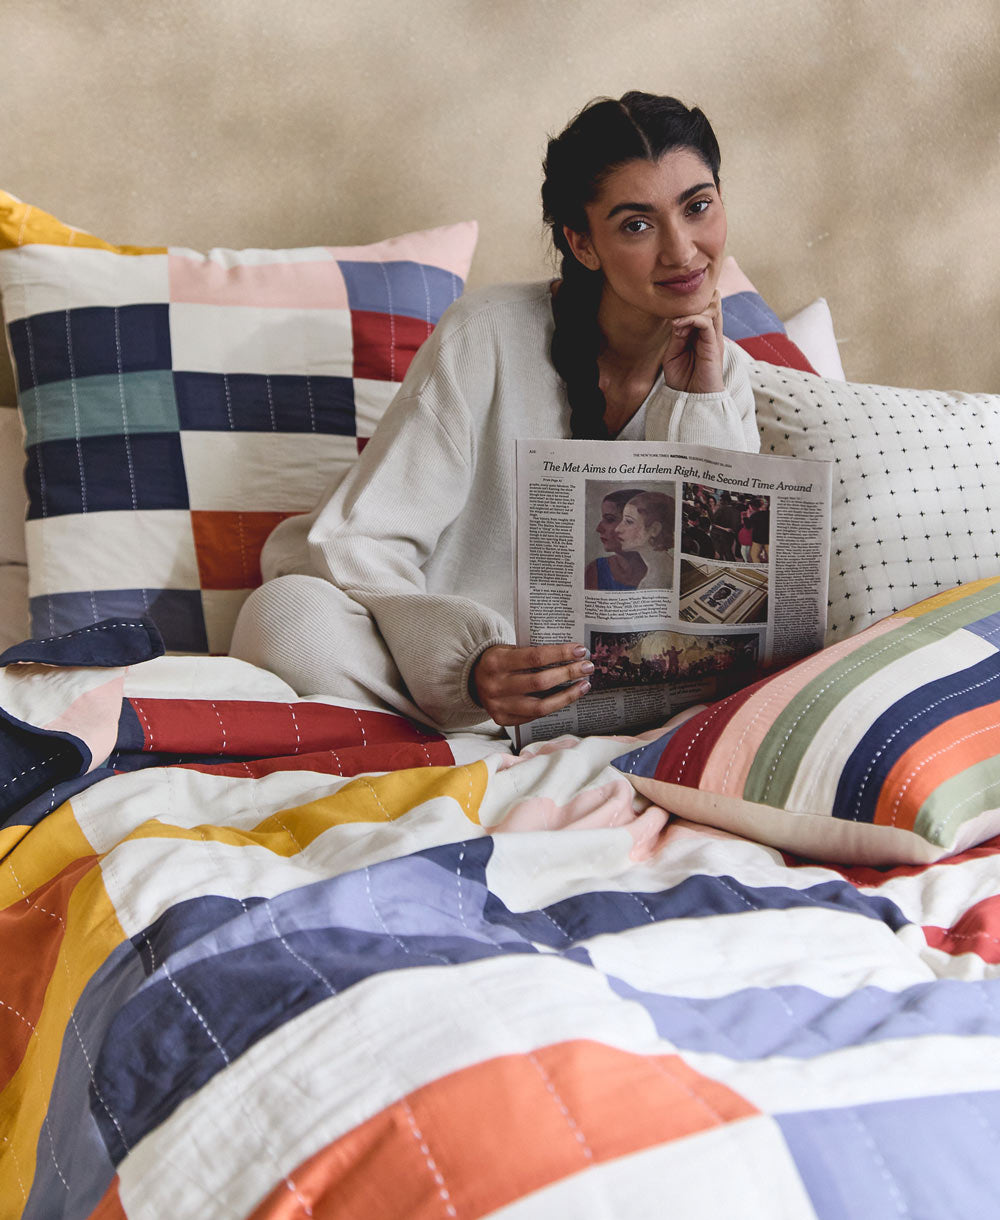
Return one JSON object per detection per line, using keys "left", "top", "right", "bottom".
{"left": 3, "top": 623, "right": 1000, "bottom": 1219}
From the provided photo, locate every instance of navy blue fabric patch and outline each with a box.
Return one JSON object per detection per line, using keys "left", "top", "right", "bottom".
{"left": 0, "top": 715, "right": 91, "bottom": 828}
{"left": 0, "top": 616, "right": 163, "bottom": 668}
{"left": 173, "top": 371, "right": 356, "bottom": 434}
{"left": 338, "top": 259, "right": 461, "bottom": 321}
{"left": 25, "top": 432, "right": 188, "bottom": 518}
{"left": 9, "top": 305, "right": 172, "bottom": 392}
{"left": 131, "top": 895, "right": 267, "bottom": 978}
{"left": 2, "top": 768, "right": 114, "bottom": 835}
{"left": 30, "top": 590, "right": 207, "bottom": 653}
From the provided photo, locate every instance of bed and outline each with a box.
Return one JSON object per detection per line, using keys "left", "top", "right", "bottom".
{"left": 3, "top": 181, "right": 1000, "bottom": 1220}
{"left": 4, "top": 7, "right": 1000, "bottom": 1211}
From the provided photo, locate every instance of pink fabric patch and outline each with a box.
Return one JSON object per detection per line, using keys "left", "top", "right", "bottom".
{"left": 168, "top": 252, "right": 350, "bottom": 309}
{"left": 327, "top": 220, "right": 479, "bottom": 278}
{"left": 44, "top": 674, "right": 126, "bottom": 773}
{"left": 717, "top": 255, "right": 758, "bottom": 298}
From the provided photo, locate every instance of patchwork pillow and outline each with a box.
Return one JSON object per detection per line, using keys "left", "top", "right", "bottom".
{"left": 752, "top": 359, "right": 1000, "bottom": 643}
{"left": 0, "top": 189, "right": 477, "bottom": 652}
{"left": 614, "top": 578, "right": 1000, "bottom": 866}
{"left": 717, "top": 257, "right": 816, "bottom": 374}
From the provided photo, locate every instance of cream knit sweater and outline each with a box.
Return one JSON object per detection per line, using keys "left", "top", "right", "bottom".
{"left": 252, "top": 282, "right": 759, "bottom": 729}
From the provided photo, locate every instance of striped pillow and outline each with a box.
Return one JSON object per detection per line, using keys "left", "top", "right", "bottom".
{"left": 0, "top": 190, "right": 477, "bottom": 653}
{"left": 718, "top": 256, "right": 816, "bottom": 374}
{"left": 613, "top": 578, "right": 1000, "bottom": 866}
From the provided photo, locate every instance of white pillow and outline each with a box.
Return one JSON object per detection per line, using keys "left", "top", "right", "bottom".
{"left": 0, "top": 408, "right": 26, "bottom": 564}
{"left": 782, "top": 298, "right": 846, "bottom": 381}
{"left": 753, "top": 361, "right": 1000, "bottom": 642}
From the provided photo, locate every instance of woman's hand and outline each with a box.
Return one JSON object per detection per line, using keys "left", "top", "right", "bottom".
{"left": 661, "top": 289, "right": 725, "bottom": 394}
{"left": 471, "top": 642, "right": 594, "bottom": 727}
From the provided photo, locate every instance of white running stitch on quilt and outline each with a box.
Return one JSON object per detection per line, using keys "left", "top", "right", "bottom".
{"left": 210, "top": 701, "right": 227, "bottom": 753}
{"left": 304, "top": 376, "right": 317, "bottom": 432}
{"left": 400, "top": 1098, "right": 457, "bottom": 1218}
{"left": 0, "top": 754, "right": 61, "bottom": 796}
{"left": 63, "top": 309, "right": 89, "bottom": 519}
{"left": 0, "top": 1133, "right": 27, "bottom": 1202}
{"left": 264, "top": 375, "right": 277, "bottom": 430}
{"left": 527, "top": 1051, "right": 594, "bottom": 1161}
{"left": 113, "top": 305, "right": 139, "bottom": 509}
{"left": 287, "top": 704, "right": 302, "bottom": 754}
{"left": 350, "top": 708, "right": 368, "bottom": 750}
{"left": 845, "top": 1108, "right": 909, "bottom": 1216}
{"left": 222, "top": 373, "right": 235, "bottom": 429}
{"left": 357, "top": 777, "right": 392, "bottom": 821}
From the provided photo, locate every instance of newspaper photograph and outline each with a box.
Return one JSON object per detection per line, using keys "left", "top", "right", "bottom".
{"left": 513, "top": 438, "right": 833, "bottom": 747}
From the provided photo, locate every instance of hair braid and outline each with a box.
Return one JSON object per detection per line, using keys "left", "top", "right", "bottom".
{"left": 550, "top": 250, "right": 608, "bottom": 439}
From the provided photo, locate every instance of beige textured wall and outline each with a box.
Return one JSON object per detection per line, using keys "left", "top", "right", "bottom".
{"left": 2, "top": 0, "right": 998, "bottom": 409}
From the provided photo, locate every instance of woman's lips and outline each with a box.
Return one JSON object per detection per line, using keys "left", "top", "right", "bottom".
{"left": 656, "top": 267, "right": 707, "bottom": 294}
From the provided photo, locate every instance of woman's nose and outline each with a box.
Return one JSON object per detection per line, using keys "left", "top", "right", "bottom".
{"left": 659, "top": 223, "right": 696, "bottom": 268}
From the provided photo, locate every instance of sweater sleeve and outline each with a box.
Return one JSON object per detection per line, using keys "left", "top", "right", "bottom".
{"left": 643, "top": 338, "right": 760, "bottom": 452}
{"left": 303, "top": 358, "right": 511, "bottom": 732}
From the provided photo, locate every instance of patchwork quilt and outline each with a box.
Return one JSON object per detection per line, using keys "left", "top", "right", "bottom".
{"left": 3, "top": 622, "right": 1000, "bottom": 1219}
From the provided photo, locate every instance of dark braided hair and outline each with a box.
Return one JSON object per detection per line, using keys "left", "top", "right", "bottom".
{"left": 541, "top": 92, "right": 721, "bottom": 439}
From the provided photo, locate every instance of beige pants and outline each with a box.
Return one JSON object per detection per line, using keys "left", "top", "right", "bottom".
{"left": 229, "top": 574, "right": 433, "bottom": 727}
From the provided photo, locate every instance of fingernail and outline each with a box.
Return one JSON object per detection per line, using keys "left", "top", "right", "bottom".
{"left": 581, "top": 661, "right": 595, "bottom": 674}
{"left": 578, "top": 681, "right": 592, "bottom": 694}
{"left": 573, "top": 646, "right": 589, "bottom": 658}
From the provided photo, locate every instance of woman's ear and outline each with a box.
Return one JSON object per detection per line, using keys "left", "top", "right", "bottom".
{"left": 563, "top": 225, "right": 601, "bottom": 272}
{"left": 648, "top": 521, "right": 662, "bottom": 544}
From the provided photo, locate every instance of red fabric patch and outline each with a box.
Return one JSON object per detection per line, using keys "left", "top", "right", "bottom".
{"left": 177, "top": 739, "right": 455, "bottom": 777}
{"left": 736, "top": 332, "right": 816, "bottom": 374}
{"left": 924, "top": 894, "right": 1000, "bottom": 963}
{"left": 127, "top": 698, "right": 442, "bottom": 757}
{"left": 351, "top": 309, "right": 434, "bottom": 381}
{"left": 87, "top": 1176, "right": 127, "bottom": 1220}
{"left": 190, "top": 510, "right": 299, "bottom": 591}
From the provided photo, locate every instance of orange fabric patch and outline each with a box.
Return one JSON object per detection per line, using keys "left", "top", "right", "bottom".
{"left": 88, "top": 1176, "right": 128, "bottom": 1219}
{"left": 0, "top": 854, "right": 98, "bottom": 1089}
{"left": 873, "top": 702, "right": 1000, "bottom": 831}
{"left": 247, "top": 1040, "right": 758, "bottom": 1219}
{"left": 190, "top": 510, "right": 298, "bottom": 590}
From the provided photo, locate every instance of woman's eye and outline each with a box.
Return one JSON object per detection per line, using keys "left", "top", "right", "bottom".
{"left": 688, "top": 199, "right": 711, "bottom": 216}
{"left": 622, "top": 217, "right": 651, "bottom": 234}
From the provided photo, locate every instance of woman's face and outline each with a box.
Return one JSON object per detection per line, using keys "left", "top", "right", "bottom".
{"left": 566, "top": 148, "right": 726, "bottom": 322}
{"left": 596, "top": 497, "right": 626, "bottom": 551}
{"left": 616, "top": 503, "right": 656, "bottom": 550}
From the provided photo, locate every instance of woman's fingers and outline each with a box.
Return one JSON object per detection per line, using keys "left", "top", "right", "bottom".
{"left": 663, "top": 293, "right": 725, "bottom": 394}
{"left": 471, "top": 642, "right": 595, "bottom": 726}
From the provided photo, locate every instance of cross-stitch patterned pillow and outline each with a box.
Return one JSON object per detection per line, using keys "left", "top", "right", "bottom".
{"left": 0, "top": 189, "right": 477, "bottom": 652}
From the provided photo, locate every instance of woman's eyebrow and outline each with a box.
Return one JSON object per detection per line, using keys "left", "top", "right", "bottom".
{"left": 605, "top": 183, "right": 716, "bottom": 220}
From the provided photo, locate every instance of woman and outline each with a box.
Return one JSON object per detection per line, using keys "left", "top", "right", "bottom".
{"left": 615, "top": 492, "right": 677, "bottom": 590}
{"left": 584, "top": 488, "right": 647, "bottom": 590}
{"left": 230, "top": 91, "right": 759, "bottom": 734}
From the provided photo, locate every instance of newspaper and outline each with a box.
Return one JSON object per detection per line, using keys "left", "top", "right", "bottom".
{"left": 513, "top": 438, "right": 833, "bottom": 747}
